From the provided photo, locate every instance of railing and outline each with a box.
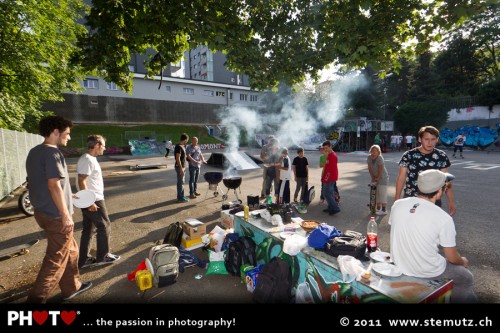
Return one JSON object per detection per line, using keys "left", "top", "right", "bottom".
{"left": 0, "top": 129, "right": 43, "bottom": 200}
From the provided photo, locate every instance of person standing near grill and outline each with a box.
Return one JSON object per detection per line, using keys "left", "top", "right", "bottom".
{"left": 174, "top": 133, "right": 190, "bottom": 202}
{"left": 321, "top": 140, "right": 341, "bottom": 216}
{"left": 260, "top": 135, "right": 275, "bottom": 199}
{"left": 26, "top": 115, "right": 92, "bottom": 303}
{"left": 186, "top": 136, "right": 207, "bottom": 199}
{"left": 278, "top": 147, "right": 293, "bottom": 204}
{"left": 292, "top": 147, "right": 309, "bottom": 203}
{"left": 76, "top": 135, "right": 120, "bottom": 268}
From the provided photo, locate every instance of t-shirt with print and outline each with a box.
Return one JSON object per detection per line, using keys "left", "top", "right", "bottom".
{"left": 398, "top": 148, "right": 451, "bottom": 198}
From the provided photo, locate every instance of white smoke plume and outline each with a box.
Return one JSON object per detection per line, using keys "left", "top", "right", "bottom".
{"left": 218, "top": 72, "right": 368, "bottom": 151}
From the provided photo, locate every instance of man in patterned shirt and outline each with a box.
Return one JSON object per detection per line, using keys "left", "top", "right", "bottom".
{"left": 395, "top": 126, "right": 456, "bottom": 216}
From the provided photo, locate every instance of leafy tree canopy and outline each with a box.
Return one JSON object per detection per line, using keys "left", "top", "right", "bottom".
{"left": 73, "top": 0, "right": 491, "bottom": 93}
{"left": 0, "top": 0, "right": 88, "bottom": 131}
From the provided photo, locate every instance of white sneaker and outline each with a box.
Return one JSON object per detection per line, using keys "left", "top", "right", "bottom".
{"left": 376, "top": 210, "right": 387, "bottom": 216}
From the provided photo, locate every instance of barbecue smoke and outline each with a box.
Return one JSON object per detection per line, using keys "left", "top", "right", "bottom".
{"left": 219, "top": 73, "right": 367, "bottom": 151}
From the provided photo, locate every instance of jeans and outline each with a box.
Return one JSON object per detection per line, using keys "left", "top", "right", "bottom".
{"left": 294, "top": 177, "right": 307, "bottom": 200}
{"left": 322, "top": 181, "right": 340, "bottom": 213}
{"left": 188, "top": 165, "right": 200, "bottom": 195}
{"left": 265, "top": 174, "right": 279, "bottom": 196}
{"left": 175, "top": 166, "right": 185, "bottom": 199}
{"left": 79, "top": 200, "right": 111, "bottom": 266}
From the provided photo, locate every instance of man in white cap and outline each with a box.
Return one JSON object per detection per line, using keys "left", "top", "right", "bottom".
{"left": 389, "top": 169, "right": 477, "bottom": 303}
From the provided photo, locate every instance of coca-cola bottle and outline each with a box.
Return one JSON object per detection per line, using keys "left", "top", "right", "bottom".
{"left": 366, "top": 217, "right": 378, "bottom": 253}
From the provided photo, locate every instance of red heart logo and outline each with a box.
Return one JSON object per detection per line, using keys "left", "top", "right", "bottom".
{"left": 33, "top": 311, "right": 48, "bottom": 325}
{"left": 61, "top": 310, "right": 77, "bottom": 325}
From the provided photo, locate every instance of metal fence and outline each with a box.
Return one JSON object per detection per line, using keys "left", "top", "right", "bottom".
{"left": 0, "top": 129, "right": 43, "bottom": 200}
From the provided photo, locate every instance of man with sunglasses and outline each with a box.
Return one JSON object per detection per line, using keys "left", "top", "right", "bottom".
{"left": 389, "top": 170, "right": 477, "bottom": 303}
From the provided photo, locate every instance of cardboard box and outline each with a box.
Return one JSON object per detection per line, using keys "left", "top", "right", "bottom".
{"left": 181, "top": 234, "right": 203, "bottom": 249}
{"left": 183, "top": 219, "right": 206, "bottom": 239}
{"left": 221, "top": 209, "right": 234, "bottom": 229}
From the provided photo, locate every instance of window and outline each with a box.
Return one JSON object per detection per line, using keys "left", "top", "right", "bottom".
{"left": 83, "top": 79, "right": 99, "bottom": 89}
{"left": 250, "top": 95, "right": 258, "bottom": 102}
{"left": 240, "top": 94, "right": 248, "bottom": 101}
{"left": 106, "top": 82, "right": 119, "bottom": 90}
{"left": 216, "top": 91, "right": 225, "bottom": 97}
{"left": 203, "top": 90, "right": 214, "bottom": 97}
{"left": 183, "top": 88, "right": 194, "bottom": 95}
{"left": 165, "top": 85, "right": 171, "bottom": 93}
{"left": 229, "top": 92, "right": 233, "bottom": 100}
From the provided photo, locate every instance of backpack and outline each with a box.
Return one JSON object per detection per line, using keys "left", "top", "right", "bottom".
{"left": 148, "top": 244, "right": 180, "bottom": 287}
{"left": 252, "top": 257, "right": 292, "bottom": 304}
{"left": 162, "top": 222, "right": 183, "bottom": 247}
{"left": 224, "top": 236, "right": 257, "bottom": 276}
{"left": 302, "top": 182, "right": 315, "bottom": 205}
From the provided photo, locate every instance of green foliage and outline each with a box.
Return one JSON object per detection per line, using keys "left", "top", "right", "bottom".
{"left": 393, "top": 101, "right": 449, "bottom": 135}
{"left": 73, "top": 0, "right": 488, "bottom": 92}
{"left": 0, "top": 0, "right": 88, "bottom": 131}
{"left": 477, "top": 75, "right": 500, "bottom": 109}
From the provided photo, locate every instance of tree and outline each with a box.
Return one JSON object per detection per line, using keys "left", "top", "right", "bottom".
{"left": 73, "top": 0, "right": 490, "bottom": 93}
{"left": 393, "top": 100, "right": 449, "bottom": 135}
{"left": 477, "top": 75, "right": 500, "bottom": 109}
{"left": 0, "top": 0, "right": 88, "bottom": 131}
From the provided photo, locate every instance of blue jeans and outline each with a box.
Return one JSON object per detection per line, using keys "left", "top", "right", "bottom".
{"left": 322, "top": 181, "right": 340, "bottom": 213}
{"left": 188, "top": 165, "right": 200, "bottom": 195}
{"left": 175, "top": 166, "right": 185, "bottom": 199}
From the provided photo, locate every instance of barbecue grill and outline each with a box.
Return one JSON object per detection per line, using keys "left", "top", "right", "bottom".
{"left": 203, "top": 172, "right": 225, "bottom": 199}
{"left": 222, "top": 177, "right": 242, "bottom": 203}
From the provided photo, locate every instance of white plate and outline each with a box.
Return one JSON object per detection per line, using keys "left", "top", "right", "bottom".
{"left": 73, "top": 190, "right": 96, "bottom": 208}
{"left": 370, "top": 251, "right": 393, "bottom": 263}
{"left": 280, "top": 231, "right": 295, "bottom": 239}
{"left": 145, "top": 258, "right": 155, "bottom": 278}
{"left": 372, "top": 262, "right": 402, "bottom": 277}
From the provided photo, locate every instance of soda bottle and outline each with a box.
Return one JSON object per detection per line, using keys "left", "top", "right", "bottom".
{"left": 366, "top": 217, "right": 378, "bottom": 253}
{"left": 267, "top": 195, "right": 272, "bottom": 205}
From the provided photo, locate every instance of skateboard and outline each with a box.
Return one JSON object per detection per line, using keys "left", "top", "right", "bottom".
{"left": 0, "top": 239, "right": 40, "bottom": 260}
{"left": 368, "top": 183, "right": 377, "bottom": 215}
{"left": 292, "top": 202, "right": 307, "bottom": 214}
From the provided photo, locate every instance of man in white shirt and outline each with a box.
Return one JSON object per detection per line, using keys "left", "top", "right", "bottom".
{"left": 389, "top": 169, "right": 476, "bottom": 303}
{"left": 452, "top": 133, "right": 466, "bottom": 158}
{"left": 76, "top": 135, "right": 120, "bottom": 268}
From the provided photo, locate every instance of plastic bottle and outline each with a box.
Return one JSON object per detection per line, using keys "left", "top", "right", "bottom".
{"left": 367, "top": 217, "right": 378, "bottom": 253}
{"left": 267, "top": 195, "right": 272, "bottom": 205}
{"left": 243, "top": 205, "right": 250, "bottom": 220}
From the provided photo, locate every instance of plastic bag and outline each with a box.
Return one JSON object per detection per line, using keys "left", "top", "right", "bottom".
{"left": 205, "top": 250, "right": 228, "bottom": 275}
{"left": 337, "top": 255, "right": 366, "bottom": 283}
{"left": 283, "top": 234, "right": 308, "bottom": 256}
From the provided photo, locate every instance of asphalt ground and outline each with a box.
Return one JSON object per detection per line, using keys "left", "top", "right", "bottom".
{"left": 1, "top": 148, "right": 499, "bottom": 305}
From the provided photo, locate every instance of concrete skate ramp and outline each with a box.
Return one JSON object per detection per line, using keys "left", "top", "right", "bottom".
{"left": 207, "top": 152, "right": 261, "bottom": 171}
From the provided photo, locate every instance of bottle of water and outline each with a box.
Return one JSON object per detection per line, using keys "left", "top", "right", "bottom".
{"left": 367, "top": 217, "right": 378, "bottom": 253}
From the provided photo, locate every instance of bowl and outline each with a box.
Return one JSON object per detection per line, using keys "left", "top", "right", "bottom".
{"left": 301, "top": 220, "right": 320, "bottom": 233}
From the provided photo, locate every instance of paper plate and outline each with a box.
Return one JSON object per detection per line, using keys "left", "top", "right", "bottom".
{"left": 370, "top": 251, "right": 393, "bottom": 263}
{"left": 372, "top": 262, "right": 402, "bottom": 277}
{"left": 279, "top": 231, "right": 295, "bottom": 240}
{"left": 73, "top": 190, "right": 96, "bottom": 208}
{"left": 145, "top": 258, "right": 155, "bottom": 278}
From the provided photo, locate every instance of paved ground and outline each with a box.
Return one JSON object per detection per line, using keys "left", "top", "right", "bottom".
{"left": 1, "top": 148, "right": 499, "bottom": 304}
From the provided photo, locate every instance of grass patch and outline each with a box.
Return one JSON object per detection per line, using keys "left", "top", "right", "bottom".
{"left": 68, "top": 124, "right": 222, "bottom": 149}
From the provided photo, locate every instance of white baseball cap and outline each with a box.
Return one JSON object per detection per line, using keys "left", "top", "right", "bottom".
{"left": 417, "top": 169, "right": 455, "bottom": 194}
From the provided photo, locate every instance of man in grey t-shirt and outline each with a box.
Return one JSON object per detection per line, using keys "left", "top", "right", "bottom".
{"left": 26, "top": 116, "right": 92, "bottom": 303}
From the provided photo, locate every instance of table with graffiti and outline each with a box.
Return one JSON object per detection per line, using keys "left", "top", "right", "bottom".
{"left": 234, "top": 215, "right": 453, "bottom": 303}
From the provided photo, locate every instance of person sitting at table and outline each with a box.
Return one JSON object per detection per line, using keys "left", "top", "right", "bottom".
{"left": 389, "top": 169, "right": 477, "bottom": 303}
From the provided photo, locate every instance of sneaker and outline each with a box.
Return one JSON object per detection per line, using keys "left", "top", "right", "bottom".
{"left": 189, "top": 194, "right": 197, "bottom": 199}
{"left": 64, "top": 282, "right": 92, "bottom": 301}
{"left": 178, "top": 197, "right": 189, "bottom": 202}
{"left": 260, "top": 194, "right": 266, "bottom": 199}
{"left": 194, "top": 192, "right": 201, "bottom": 196}
{"left": 376, "top": 210, "right": 387, "bottom": 216}
{"left": 95, "top": 253, "right": 120, "bottom": 266}
{"left": 79, "top": 257, "right": 96, "bottom": 269}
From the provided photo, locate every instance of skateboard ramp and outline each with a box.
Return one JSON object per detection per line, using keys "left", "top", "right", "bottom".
{"left": 206, "top": 152, "right": 261, "bottom": 171}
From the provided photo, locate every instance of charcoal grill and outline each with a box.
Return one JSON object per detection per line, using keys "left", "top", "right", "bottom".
{"left": 203, "top": 172, "right": 225, "bottom": 199}
{"left": 223, "top": 177, "right": 242, "bottom": 202}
